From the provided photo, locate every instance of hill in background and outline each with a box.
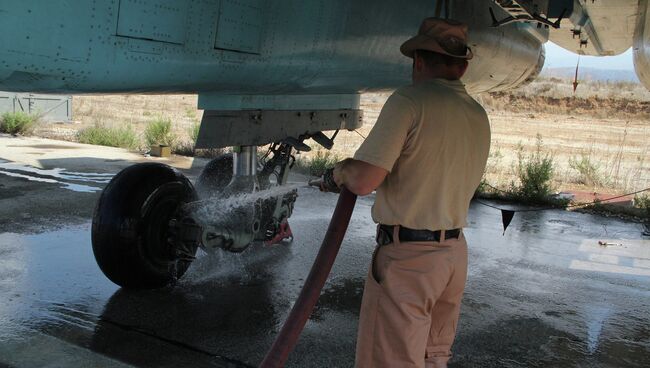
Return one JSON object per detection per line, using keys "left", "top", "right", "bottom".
{"left": 541, "top": 67, "right": 640, "bottom": 83}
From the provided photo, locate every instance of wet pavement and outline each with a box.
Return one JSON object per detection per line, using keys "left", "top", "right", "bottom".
{"left": 1, "top": 138, "right": 650, "bottom": 367}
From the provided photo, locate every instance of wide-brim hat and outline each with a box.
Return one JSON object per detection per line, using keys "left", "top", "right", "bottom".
{"left": 400, "top": 17, "right": 473, "bottom": 60}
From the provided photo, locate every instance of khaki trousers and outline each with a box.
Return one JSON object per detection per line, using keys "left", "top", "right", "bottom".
{"left": 355, "top": 227, "right": 468, "bottom": 368}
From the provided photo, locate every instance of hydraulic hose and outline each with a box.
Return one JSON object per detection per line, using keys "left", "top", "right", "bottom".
{"left": 259, "top": 187, "right": 357, "bottom": 368}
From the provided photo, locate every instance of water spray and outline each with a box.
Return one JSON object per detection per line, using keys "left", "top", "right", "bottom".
{"left": 260, "top": 187, "right": 357, "bottom": 368}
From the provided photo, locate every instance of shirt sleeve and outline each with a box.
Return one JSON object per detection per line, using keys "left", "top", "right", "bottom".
{"left": 353, "top": 91, "right": 416, "bottom": 172}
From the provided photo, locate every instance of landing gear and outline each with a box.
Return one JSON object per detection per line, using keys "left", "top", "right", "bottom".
{"left": 197, "top": 144, "right": 298, "bottom": 252}
{"left": 91, "top": 133, "right": 332, "bottom": 289}
{"left": 92, "top": 163, "right": 199, "bottom": 289}
{"left": 194, "top": 153, "right": 233, "bottom": 197}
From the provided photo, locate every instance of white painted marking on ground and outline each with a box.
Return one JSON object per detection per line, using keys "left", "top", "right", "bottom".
{"left": 633, "top": 258, "right": 650, "bottom": 269}
{"left": 570, "top": 260, "right": 650, "bottom": 277}
{"left": 587, "top": 253, "right": 620, "bottom": 265}
{"left": 579, "top": 239, "right": 650, "bottom": 260}
{"left": 571, "top": 239, "right": 650, "bottom": 277}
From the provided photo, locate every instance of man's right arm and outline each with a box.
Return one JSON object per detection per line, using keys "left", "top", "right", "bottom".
{"left": 333, "top": 158, "right": 388, "bottom": 196}
{"left": 313, "top": 91, "right": 416, "bottom": 195}
{"left": 331, "top": 91, "right": 416, "bottom": 195}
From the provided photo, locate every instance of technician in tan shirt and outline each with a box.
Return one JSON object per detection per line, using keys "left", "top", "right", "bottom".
{"left": 320, "top": 18, "right": 490, "bottom": 367}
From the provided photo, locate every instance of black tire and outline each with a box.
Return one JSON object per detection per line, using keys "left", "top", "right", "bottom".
{"left": 195, "top": 153, "right": 233, "bottom": 196}
{"left": 92, "top": 163, "right": 198, "bottom": 289}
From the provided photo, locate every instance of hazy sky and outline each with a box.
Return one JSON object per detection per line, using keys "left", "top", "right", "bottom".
{"left": 545, "top": 42, "right": 635, "bottom": 70}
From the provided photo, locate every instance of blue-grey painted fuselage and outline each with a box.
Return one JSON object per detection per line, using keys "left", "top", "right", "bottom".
{"left": 0, "top": 0, "right": 548, "bottom": 98}
{"left": 2, "top": 1, "right": 648, "bottom": 99}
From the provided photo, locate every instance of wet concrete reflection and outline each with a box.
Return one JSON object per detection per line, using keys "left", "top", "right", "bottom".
{"left": 0, "top": 190, "right": 649, "bottom": 366}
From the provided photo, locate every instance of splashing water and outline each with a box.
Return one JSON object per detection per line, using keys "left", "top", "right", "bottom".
{"left": 181, "top": 249, "right": 250, "bottom": 285}
{"left": 179, "top": 184, "right": 302, "bottom": 283}
{"left": 186, "top": 184, "right": 302, "bottom": 226}
{"left": 181, "top": 244, "right": 287, "bottom": 286}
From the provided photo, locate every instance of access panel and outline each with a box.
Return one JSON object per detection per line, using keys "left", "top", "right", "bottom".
{"left": 214, "top": 0, "right": 264, "bottom": 54}
{"left": 117, "top": 0, "right": 189, "bottom": 44}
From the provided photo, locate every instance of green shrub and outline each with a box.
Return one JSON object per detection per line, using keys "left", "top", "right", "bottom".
{"left": 0, "top": 111, "right": 38, "bottom": 135}
{"left": 77, "top": 123, "right": 139, "bottom": 149}
{"left": 637, "top": 194, "right": 650, "bottom": 208}
{"left": 511, "top": 135, "right": 555, "bottom": 203}
{"left": 144, "top": 117, "right": 176, "bottom": 147}
{"left": 170, "top": 122, "right": 201, "bottom": 157}
{"left": 636, "top": 194, "right": 650, "bottom": 218}
{"left": 188, "top": 121, "right": 200, "bottom": 145}
{"left": 569, "top": 154, "right": 607, "bottom": 187}
{"left": 299, "top": 150, "right": 340, "bottom": 177}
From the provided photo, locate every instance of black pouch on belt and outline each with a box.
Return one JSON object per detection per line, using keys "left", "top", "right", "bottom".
{"left": 375, "top": 225, "right": 393, "bottom": 246}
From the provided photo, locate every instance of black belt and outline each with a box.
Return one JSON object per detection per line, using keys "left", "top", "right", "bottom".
{"left": 377, "top": 224, "right": 461, "bottom": 245}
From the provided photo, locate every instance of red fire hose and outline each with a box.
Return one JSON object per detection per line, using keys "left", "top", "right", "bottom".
{"left": 259, "top": 188, "right": 357, "bottom": 368}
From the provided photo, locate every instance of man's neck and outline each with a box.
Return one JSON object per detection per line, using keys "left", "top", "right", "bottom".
{"left": 414, "top": 70, "right": 460, "bottom": 83}
{"left": 414, "top": 75, "right": 460, "bottom": 84}
{"left": 430, "top": 70, "right": 461, "bottom": 80}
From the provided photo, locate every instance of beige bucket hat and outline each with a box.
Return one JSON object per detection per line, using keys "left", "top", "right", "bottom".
{"left": 400, "top": 17, "right": 473, "bottom": 60}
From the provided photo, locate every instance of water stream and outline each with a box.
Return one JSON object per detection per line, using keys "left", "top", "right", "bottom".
{"left": 187, "top": 184, "right": 303, "bottom": 227}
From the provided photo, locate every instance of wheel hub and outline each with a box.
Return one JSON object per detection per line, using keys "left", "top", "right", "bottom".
{"left": 140, "top": 181, "right": 199, "bottom": 272}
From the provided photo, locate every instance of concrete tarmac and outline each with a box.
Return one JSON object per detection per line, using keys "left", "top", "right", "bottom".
{"left": 1, "top": 135, "right": 649, "bottom": 367}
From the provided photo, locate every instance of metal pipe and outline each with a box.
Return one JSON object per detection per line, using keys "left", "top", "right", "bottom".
{"left": 259, "top": 187, "right": 357, "bottom": 368}
{"left": 233, "top": 146, "right": 257, "bottom": 176}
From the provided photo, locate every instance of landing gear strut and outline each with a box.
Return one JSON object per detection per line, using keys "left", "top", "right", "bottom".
{"left": 197, "top": 144, "right": 298, "bottom": 252}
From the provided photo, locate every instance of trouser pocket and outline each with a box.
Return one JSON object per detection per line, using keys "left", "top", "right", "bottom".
{"left": 370, "top": 245, "right": 381, "bottom": 284}
{"left": 371, "top": 243, "right": 392, "bottom": 285}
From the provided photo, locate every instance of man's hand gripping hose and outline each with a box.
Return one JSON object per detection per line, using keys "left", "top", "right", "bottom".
{"left": 307, "top": 168, "right": 340, "bottom": 193}
{"left": 259, "top": 184, "right": 357, "bottom": 368}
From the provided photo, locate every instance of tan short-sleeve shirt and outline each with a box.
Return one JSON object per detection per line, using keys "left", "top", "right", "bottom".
{"left": 353, "top": 78, "right": 491, "bottom": 231}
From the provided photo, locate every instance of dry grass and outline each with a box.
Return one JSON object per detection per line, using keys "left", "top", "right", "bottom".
{"left": 32, "top": 79, "right": 650, "bottom": 195}
{"left": 483, "top": 110, "right": 650, "bottom": 189}
{"left": 480, "top": 82, "right": 650, "bottom": 194}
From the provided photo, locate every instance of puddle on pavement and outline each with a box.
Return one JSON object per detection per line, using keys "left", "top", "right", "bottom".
{"left": 0, "top": 224, "right": 117, "bottom": 328}
{"left": 1, "top": 198, "right": 649, "bottom": 367}
{"left": 585, "top": 305, "right": 612, "bottom": 354}
{"left": 0, "top": 160, "right": 113, "bottom": 193}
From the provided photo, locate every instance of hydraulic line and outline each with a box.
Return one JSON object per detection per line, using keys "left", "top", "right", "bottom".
{"left": 259, "top": 188, "right": 357, "bottom": 368}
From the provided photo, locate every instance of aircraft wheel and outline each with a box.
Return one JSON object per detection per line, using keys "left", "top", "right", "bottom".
{"left": 195, "top": 153, "right": 233, "bottom": 196}
{"left": 92, "top": 163, "right": 198, "bottom": 289}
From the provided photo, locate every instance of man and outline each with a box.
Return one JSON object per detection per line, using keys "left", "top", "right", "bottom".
{"left": 316, "top": 18, "right": 491, "bottom": 367}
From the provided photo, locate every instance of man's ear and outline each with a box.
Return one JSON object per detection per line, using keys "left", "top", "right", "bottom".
{"left": 456, "top": 60, "right": 469, "bottom": 78}
{"left": 413, "top": 54, "right": 425, "bottom": 73}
